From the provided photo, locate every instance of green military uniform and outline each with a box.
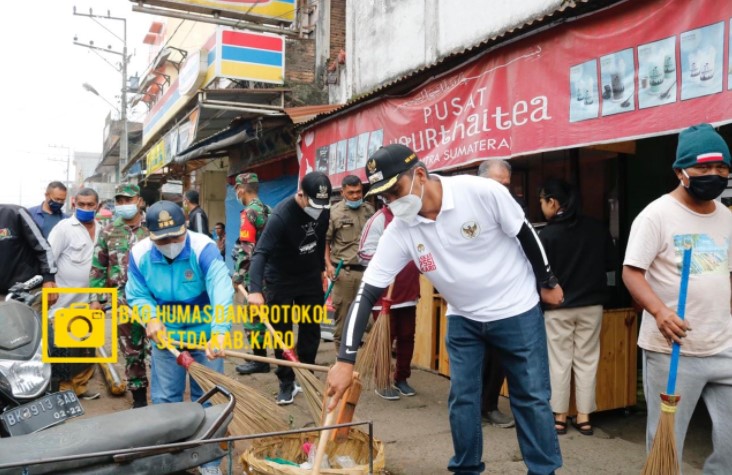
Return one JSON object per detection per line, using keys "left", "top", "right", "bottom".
{"left": 232, "top": 173, "right": 272, "bottom": 365}
{"left": 89, "top": 184, "right": 150, "bottom": 395}
{"left": 327, "top": 198, "right": 374, "bottom": 347}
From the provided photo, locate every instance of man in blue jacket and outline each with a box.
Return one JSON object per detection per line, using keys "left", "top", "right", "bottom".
{"left": 126, "top": 200, "right": 232, "bottom": 475}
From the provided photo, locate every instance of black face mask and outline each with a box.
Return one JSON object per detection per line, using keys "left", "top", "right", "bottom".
{"left": 683, "top": 172, "right": 728, "bottom": 201}
{"left": 48, "top": 199, "right": 64, "bottom": 213}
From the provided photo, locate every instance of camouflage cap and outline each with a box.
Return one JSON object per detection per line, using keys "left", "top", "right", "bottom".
{"left": 114, "top": 183, "right": 140, "bottom": 197}
{"left": 235, "top": 173, "right": 259, "bottom": 186}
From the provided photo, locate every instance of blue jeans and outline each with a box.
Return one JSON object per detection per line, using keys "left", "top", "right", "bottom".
{"left": 150, "top": 345, "right": 224, "bottom": 469}
{"left": 446, "top": 304, "right": 562, "bottom": 475}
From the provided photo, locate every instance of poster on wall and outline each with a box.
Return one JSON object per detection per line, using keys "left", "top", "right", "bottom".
{"left": 637, "top": 37, "right": 677, "bottom": 109}
{"left": 728, "top": 19, "right": 732, "bottom": 91}
{"left": 368, "top": 129, "right": 384, "bottom": 158}
{"left": 298, "top": 0, "right": 732, "bottom": 183}
{"left": 316, "top": 146, "right": 329, "bottom": 173}
{"left": 680, "top": 21, "right": 724, "bottom": 100}
{"left": 346, "top": 136, "right": 359, "bottom": 171}
{"left": 336, "top": 140, "right": 347, "bottom": 173}
{"left": 328, "top": 143, "right": 338, "bottom": 175}
{"left": 356, "top": 132, "right": 370, "bottom": 168}
{"left": 600, "top": 49, "right": 636, "bottom": 116}
{"left": 569, "top": 60, "right": 599, "bottom": 122}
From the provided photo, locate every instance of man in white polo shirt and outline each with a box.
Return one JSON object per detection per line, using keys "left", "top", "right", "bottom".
{"left": 327, "top": 144, "right": 564, "bottom": 475}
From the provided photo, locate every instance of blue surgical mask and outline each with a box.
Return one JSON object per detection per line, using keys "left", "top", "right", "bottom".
{"left": 345, "top": 199, "right": 363, "bottom": 209}
{"left": 75, "top": 208, "right": 96, "bottom": 223}
{"left": 115, "top": 204, "right": 138, "bottom": 220}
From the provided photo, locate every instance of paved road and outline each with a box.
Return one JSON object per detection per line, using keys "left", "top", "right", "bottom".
{"left": 78, "top": 328, "right": 711, "bottom": 474}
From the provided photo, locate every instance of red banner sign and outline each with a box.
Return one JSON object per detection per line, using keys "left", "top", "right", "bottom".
{"left": 299, "top": 0, "right": 732, "bottom": 184}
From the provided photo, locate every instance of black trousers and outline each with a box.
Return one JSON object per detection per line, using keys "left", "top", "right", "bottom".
{"left": 481, "top": 344, "right": 506, "bottom": 413}
{"left": 264, "top": 283, "right": 323, "bottom": 385}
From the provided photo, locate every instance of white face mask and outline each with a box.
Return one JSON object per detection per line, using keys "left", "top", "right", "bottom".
{"left": 156, "top": 241, "right": 185, "bottom": 260}
{"left": 304, "top": 206, "right": 323, "bottom": 220}
{"left": 389, "top": 175, "right": 424, "bottom": 222}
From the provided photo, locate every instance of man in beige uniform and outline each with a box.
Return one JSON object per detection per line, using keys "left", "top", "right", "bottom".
{"left": 326, "top": 174, "right": 374, "bottom": 349}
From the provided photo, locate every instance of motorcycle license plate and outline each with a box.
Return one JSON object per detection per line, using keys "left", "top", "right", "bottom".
{"left": 1, "top": 390, "right": 84, "bottom": 436}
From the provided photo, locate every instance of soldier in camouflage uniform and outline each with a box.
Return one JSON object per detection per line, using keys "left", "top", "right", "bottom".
{"left": 232, "top": 173, "right": 273, "bottom": 375}
{"left": 89, "top": 184, "right": 151, "bottom": 408}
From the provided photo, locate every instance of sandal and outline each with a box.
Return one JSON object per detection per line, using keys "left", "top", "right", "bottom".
{"left": 571, "top": 418, "right": 593, "bottom": 436}
{"left": 554, "top": 419, "right": 567, "bottom": 435}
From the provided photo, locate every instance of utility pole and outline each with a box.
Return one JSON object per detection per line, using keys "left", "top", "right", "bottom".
{"left": 48, "top": 144, "right": 71, "bottom": 186}
{"left": 48, "top": 144, "right": 73, "bottom": 207}
{"left": 73, "top": 6, "right": 130, "bottom": 181}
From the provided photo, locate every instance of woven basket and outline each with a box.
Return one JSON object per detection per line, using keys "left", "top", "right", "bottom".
{"left": 241, "top": 428, "right": 385, "bottom": 474}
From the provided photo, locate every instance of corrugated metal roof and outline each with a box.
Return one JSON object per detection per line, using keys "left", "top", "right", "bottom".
{"left": 300, "top": 0, "right": 625, "bottom": 129}
{"left": 285, "top": 104, "right": 342, "bottom": 124}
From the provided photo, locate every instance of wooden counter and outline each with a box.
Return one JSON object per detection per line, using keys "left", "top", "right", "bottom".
{"left": 413, "top": 275, "right": 638, "bottom": 414}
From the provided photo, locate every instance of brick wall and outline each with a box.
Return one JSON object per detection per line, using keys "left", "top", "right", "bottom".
{"left": 330, "top": 0, "right": 346, "bottom": 63}
{"left": 286, "top": 38, "right": 316, "bottom": 84}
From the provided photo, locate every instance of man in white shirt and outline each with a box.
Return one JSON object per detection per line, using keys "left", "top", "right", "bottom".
{"left": 327, "top": 144, "right": 564, "bottom": 475}
{"left": 47, "top": 187, "right": 102, "bottom": 400}
{"left": 623, "top": 123, "right": 732, "bottom": 472}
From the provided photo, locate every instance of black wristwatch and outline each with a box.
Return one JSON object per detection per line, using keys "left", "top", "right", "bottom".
{"left": 541, "top": 274, "right": 559, "bottom": 289}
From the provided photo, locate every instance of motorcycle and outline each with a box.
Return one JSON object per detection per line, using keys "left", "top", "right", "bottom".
{"left": 0, "top": 275, "right": 81, "bottom": 438}
{"left": 0, "top": 277, "right": 236, "bottom": 474}
{"left": 0, "top": 385, "right": 235, "bottom": 474}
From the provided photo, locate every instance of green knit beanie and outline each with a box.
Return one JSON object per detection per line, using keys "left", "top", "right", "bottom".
{"left": 674, "top": 123, "right": 731, "bottom": 169}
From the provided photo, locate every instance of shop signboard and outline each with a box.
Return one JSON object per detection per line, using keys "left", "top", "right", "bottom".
{"left": 216, "top": 28, "right": 285, "bottom": 85}
{"left": 299, "top": 0, "right": 732, "bottom": 182}
{"left": 136, "top": 0, "right": 295, "bottom": 24}
{"left": 146, "top": 140, "right": 166, "bottom": 175}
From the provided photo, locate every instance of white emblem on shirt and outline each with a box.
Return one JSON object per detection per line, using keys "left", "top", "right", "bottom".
{"left": 460, "top": 221, "right": 480, "bottom": 239}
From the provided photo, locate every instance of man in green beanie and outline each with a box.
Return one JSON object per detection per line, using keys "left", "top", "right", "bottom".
{"left": 623, "top": 123, "right": 732, "bottom": 471}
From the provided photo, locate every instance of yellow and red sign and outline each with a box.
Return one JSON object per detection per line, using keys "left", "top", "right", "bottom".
{"left": 138, "top": 0, "right": 295, "bottom": 23}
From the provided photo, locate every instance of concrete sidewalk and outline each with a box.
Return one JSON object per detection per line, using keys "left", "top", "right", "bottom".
{"left": 227, "top": 342, "right": 712, "bottom": 474}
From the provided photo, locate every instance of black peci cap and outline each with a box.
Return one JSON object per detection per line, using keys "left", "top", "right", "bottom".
{"left": 364, "top": 144, "right": 419, "bottom": 197}
{"left": 300, "top": 171, "right": 332, "bottom": 208}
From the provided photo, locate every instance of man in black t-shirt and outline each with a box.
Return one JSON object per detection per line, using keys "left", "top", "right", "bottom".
{"left": 184, "top": 190, "right": 210, "bottom": 236}
{"left": 247, "top": 171, "right": 332, "bottom": 404}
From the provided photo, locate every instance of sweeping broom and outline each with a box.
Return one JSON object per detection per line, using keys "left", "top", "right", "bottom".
{"left": 354, "top": 284, "right": 394, "bottom": 392}
{"left": 641, "top": 245, "right": 692, "bottom": 475}
{"left": 212, "top": 349, "right": 363, "bottom": 443}
{"left": 324, "top": 259, "right": 344, "bottom": 302}
{"left": 238, "top": 285, "right": 325, "bottom": 423}
{"left": 312, "top": 372, "right": 363, "bottom": 474}
{"left": 162, "top": 338, "right": 290, "bottom": 438}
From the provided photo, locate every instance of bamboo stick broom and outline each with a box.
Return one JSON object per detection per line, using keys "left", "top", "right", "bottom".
{"left": 171, "top": 339, "right": 328, "bottom": 374}
{"left": 312, "top": 399, "right": 338, "bottom": 475}
{"left": 312, "top": 372, "right": 362, "bottom": 475}
{"left": 354, "top": 284, "right": 395, "bottom": 391}
{"left": 162, "top": 338, "right": 290, "bottom": 439}
{"left": 238, "top": 285, "right": 325, "bottom": 423}
{"left": 97, "top": 346, "right": 126, "bottom": 396}
{"left": 641, "top": 245, "right": 692, "bottom": 475}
